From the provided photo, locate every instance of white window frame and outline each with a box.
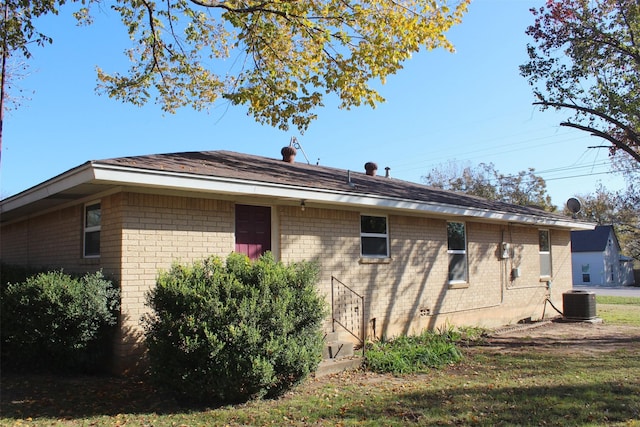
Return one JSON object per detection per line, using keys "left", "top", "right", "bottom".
{"left": 84, "top": 201, "right": 101, "bottom": 258}
{"left": 360, "top": 214, "right": 389, "bottom": 258}
{"left": 539, "top": 229, "right": 551, "bottom": 278}
{"left": 581, "top": 264, "right": 591, "bottom": 283}
{"left": 447, "top": 221, "right": 468, "bottom": 284}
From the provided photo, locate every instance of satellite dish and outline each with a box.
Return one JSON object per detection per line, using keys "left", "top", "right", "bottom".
{"left": 567, "top": 198, "right": 581, "bottom": 214}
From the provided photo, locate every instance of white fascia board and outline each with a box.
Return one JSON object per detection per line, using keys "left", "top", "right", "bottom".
{"left": 92, "top": 164, "right": 593, "bottom": 230}
{"left": 355, "top": 199, "right": 594, "bottom": 229}
{"left": 0, "top": 164, "right": 96, "bottom": 213}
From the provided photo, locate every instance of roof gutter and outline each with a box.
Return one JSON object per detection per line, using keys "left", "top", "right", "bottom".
{"left": 1, "top": 162, "right": 594, "bottom": 230}
{"left": 90, "top": 164, "right": 592, "bottom": 230}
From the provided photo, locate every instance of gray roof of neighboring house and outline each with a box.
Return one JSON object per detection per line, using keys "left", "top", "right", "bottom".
{"left": 571, "top": 225, "right": 618, "bottom": 252}
{"left": 1, "top": 150, "right": 594, "bottom": 229}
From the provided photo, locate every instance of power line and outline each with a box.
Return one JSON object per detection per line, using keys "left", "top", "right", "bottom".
{"left": 395, "top": 136, "right": 590, "bottom": 174}
{"left": 542, "top": 170, "right": 619, "bottom": 182}
{"left": 412, "top": 158, "right": 630, "bottom": 185}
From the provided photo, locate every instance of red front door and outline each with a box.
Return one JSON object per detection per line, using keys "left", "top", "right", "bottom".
{"left": 235, "top": 204, "right": 271, "bottom": 260}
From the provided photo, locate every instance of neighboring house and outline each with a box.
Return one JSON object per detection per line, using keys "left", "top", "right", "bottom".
{"left": 1, "top": 149, "right": 593, "bottom": 373}
{"left": 571, "top": 225, "right": 636, "bottom": 287}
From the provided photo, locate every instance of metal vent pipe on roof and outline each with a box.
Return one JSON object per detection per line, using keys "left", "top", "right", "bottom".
{"left": 385, "top": 167, "right": 391, "bottom": 178}
{"left": 347, "top": 170, "right": 355, "bottom": 187}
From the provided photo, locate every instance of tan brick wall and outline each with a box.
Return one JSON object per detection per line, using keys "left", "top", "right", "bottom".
{"left": 114, "top": 192, "right": 236, "bottom": 372}
{"left": 2, "top": 193, "right": 574, "bottom": 372}
{"left": 0, "top": 221, "right": 28, "bottom": 264}
{"left": 0, "top": 205, "right": 100, "bottom": 273}
{"left": 279, "top": 206, "right": 572, "bottom": 341}
{"left": 100, "top": 194, "right": 123, "bottom": 279}
{"left": 1, "top": 192, "right": 238, "bottom": 373}
{"left": 550, "top": 229, "right": 573, "bottom": 310}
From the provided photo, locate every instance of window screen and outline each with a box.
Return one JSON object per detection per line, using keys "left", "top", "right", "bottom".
{"left": 539, "top": 229, "right": 551, "bottom": 277}
{"left": 84, "top": 203, "right": 101, "bottom": 257}
{"left": 447, "top": 222, "right": 468, "bottom": 282}
{"left": 361, "top": 215, "right": 389, "bottom": 257}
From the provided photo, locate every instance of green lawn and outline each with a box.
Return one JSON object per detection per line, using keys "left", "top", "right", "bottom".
{"left": 596, "top": 295, "right": 640, "bottom": 306}
{"left": 597, "top": 295, "right": 640, "bottom": 326}
{"left": 2, "top": 299, "right": 640, "bottom": 427}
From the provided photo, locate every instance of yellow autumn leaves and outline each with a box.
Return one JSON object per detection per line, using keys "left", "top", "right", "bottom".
{"left": 96, "top": 0, "right": 470, "bottom": 130}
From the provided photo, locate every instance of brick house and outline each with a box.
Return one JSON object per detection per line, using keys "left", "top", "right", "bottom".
{"left": 1, "top": 150, "right": 592, "bottom": 372}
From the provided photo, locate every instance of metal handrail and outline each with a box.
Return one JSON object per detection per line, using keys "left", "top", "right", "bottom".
{"left": 331, "top": 276, "right": 365, "bottom": 354}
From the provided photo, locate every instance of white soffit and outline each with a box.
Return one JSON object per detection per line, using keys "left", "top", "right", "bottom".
{"left": 0, "top": 164, "right": 96, "bottom": 213}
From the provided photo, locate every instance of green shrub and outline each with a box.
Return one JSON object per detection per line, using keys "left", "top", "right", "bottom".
{"left": 1, "top": 270, "right": 120, "bottom": 373}
{"left": 143, "top": 252, "right": 328, "bottom": 404}
{"left": 364, "top": 329, "right": 463, "bottom": 375}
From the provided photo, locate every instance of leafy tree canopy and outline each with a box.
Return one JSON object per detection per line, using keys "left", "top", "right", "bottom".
{"left": 422, "top": 161, "right": 557, "bottom": 212}
{"left": 520, "top": 0, "right": 640, "bottom": 164}
{"left": 2, "top": 0, "right": 469, "bottom": 132}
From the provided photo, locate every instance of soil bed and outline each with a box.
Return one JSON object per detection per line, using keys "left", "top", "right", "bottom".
{"left": 480, "top": 318, "right": 640, "bottom": 356}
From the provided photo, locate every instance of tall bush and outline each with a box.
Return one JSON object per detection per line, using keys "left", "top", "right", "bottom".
{"left": 1, "top": 270, "right": 120, "bottom": 373}
{"left": 143, "top": 252, "right": 327, "bottom": 404}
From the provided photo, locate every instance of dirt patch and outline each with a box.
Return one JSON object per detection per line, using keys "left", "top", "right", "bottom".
{"left": 480, "top": 319, "right": 640, "bottom": 356}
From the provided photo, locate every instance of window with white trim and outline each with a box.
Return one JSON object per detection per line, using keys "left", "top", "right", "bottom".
{"left": 581, "top": 264, "right": 591, "bottom": 283}
{"left": 84, "top": 202, "right": 101, "bottom": 258}
{"left": 539, "top": 229, "right": 551, "bottom": 277}
{"left": 447, "top": 222, "right": 468, "bottom": 283}
{"left": 360, "top": 215, "right": 389, "bottom": 257}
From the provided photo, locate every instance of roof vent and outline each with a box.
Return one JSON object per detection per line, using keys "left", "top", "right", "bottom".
{"left": 385, "top": 167, "right": 391, "bottom": 178}
{"left": 281, "top": 145, "right": 297, "bottom": 163}
{"left": 364, "top": 162, "right": 378, "bottom": 176}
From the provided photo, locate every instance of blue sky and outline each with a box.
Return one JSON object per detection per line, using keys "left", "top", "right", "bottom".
{"left": 1, "top": 0, "right": 626, "bottom": 207}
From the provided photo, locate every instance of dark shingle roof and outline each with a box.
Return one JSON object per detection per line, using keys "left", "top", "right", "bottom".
{"left": 94, "top": 150, "right": 569, "bottom": 221}
{"left": 571, "top": 225, "right": 615, "bottom": 252}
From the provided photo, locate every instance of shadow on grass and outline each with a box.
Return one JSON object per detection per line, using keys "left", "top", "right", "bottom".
{"left": 4, "top": 370, "right": 640, "bottom": 426}
{"left": 1, "top": 373, "right": 184, "bottom": 420}
{"left": 4, "top": 323, "right": 640, "bottom": 425}
{"left": 342, "top": 381, "right": 640, "bottom": 426}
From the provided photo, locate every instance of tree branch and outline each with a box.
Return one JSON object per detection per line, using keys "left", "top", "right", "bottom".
{"left": 187, "top": 0, "right": 296, "bottom": 21}
{"left": 567, "top": 31, "right": 640, "bottom": 65}
{"left": 534, "top": 100, "right": 640, "bottom": 142}
{"left": 165, "top": 0, "right": 187, "bottom": 57}
{"left": 142, "top": 0, "right": 169, "bottom": 87}
{"left": 187, "top": 0, "right": 269, "bottom": 11}
{"left": 618, "top": 0, "right": 639, "bottom": 55}
{"left": 559, "top": 121, "right": 640, "bottom": 163}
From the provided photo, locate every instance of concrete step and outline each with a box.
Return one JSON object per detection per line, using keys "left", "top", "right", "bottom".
{"left": 316, "top": 356, "right": 363, "bottom": 378}
{"left": 322, "top": 341, "right": 354, "bottom": 360}
{"left": 324, "top": 331, "right": 341, "bottom": 343}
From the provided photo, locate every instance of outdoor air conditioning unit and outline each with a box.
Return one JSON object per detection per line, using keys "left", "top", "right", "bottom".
{"left": 562, "top": 290, "right": 596, "bottom": 320}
